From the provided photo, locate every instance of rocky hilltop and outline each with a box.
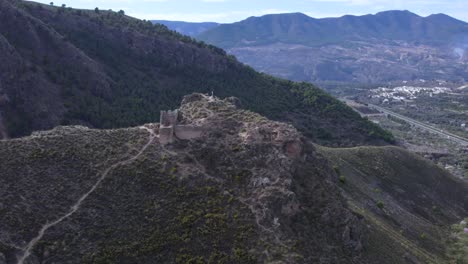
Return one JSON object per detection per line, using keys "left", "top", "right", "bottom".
{"left": 0, "top": 94, "right": 363, "bottom": 263}
{"left": 0, "top": 94, "right": 466, "bottom": 263}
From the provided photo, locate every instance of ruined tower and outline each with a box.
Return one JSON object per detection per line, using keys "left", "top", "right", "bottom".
{"left": 159, "top": 110, "right": 178, "bottom": 145}
{"left": 159, "top": 107, "right": 205, "bottom": 145}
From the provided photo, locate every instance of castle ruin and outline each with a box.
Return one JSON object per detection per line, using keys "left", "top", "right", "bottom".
{"left": 159, "top": 110, "right": 204, "bottom": 145}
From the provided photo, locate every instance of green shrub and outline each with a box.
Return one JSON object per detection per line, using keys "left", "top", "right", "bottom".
{"left": 376, "top": 201, "right": 384, "bottom": 209}
{"left": 338, "top": 175, "right": 346, "bottom": 184}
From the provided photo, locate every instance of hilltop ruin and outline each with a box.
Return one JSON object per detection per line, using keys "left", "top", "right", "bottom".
{"left": 159, "top": 109, "right": 204, "bottom": 145}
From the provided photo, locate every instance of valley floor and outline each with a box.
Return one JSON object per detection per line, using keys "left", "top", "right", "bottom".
{"left": 343, "top": 99, "right": 468, "bottom": 180}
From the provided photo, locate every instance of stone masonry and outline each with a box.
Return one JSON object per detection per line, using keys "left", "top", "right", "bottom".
{"left": 159, "top": 110, "right": 204, "bottom": 145}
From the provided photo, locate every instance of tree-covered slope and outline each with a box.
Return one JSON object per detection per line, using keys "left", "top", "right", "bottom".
{"left": 0, "top": 0, "right": 392, "bottom": 146}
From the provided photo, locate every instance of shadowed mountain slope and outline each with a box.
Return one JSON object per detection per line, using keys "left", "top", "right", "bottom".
{"left": 319, "top": 145, "right": 468, "bottom": 263}
{"left": 0, "top": 0, "right": 391, "bottom": 146}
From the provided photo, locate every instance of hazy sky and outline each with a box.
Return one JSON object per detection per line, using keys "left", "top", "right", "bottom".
{"left": 32, "top": 0, "right": 468, "bottom": 23}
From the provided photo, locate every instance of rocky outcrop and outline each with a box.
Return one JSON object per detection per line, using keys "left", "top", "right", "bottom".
{"left": 172, "top": 94, "right": 366, "bottom": 262}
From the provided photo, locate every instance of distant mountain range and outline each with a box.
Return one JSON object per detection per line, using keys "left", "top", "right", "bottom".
{"left": 157, "top": 11, "right": 468, "bottom": 84}
{"left": 198, "top": 11, "right": 468, "bottom": 48}
{"left": 151, "top": 20, "right": 219, "bottom": 36}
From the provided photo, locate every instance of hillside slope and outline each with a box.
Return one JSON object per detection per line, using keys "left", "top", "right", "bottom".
{"left": 1, "top": 94, "right": 465, "bottom": 264}
{"left": 0, "top": 94, "right": 365, "bottom": 264}
{"left": 318, "top": 145, "right": 468, "bottom": 263}
{"left": 0, "top": 0, "right": 392, "bottom": 146}
{"left": 197, "top": 11, "right": 468, "bottom": 83}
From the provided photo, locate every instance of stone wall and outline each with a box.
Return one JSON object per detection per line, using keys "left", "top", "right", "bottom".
{"left": 159, "top": 126, "right": 174, "bottom": 145}
{"left": 159, "top": 109, "right": 204, "bottom": 144}
{"left": 160, "top": 110, "right": 178, "bottom": 126}
{"left": 174, "top": 125, "right": 204, "bottom": 140}
{"left": 159, "top": 110, "right": 178, "bottom": 144}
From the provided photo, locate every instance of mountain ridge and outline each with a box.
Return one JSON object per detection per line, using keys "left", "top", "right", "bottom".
{"left": 0, "top": 0, "right": 393, "bottom": 146}
{"left": 194, "top": 10, "right": 468, "bottom": 83}
{"left": 198, "top": 10, "right": 468, "bottom": 48}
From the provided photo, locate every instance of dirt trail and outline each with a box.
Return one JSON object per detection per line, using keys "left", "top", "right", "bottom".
{"left": 16, "top": 126, "right": 156, "bottom": 264}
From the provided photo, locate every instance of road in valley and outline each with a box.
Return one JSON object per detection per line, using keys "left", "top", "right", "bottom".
{"left": 366, "top": 103, "right": 468, "bottom": 146}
